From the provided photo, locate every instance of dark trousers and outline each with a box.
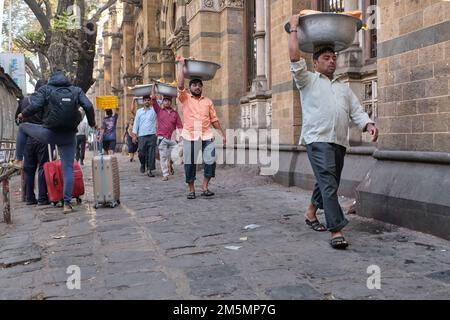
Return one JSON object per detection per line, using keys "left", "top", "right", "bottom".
{"left": 183, "top": 139, "right": 216, "bottom": 184}
{"left": 76, "top": 135, "right": 86, "bottom": 163}
{"left": 306, "top": 142, "right": 348, "bottom": 232}
{"left": 138, "top": 134, "right": 157, "bottom": 171}
{"left": 23, "top": 138, "right": 49, "bottom": 203}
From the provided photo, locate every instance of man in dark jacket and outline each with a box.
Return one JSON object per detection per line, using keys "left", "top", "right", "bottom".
{"left": 13, "top": 70, "right": 96, "bottom": 214}
{"left": 15, "top": 79, "right": 50, "bottom": 205}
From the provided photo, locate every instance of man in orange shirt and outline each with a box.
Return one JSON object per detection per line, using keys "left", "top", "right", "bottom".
{"left": 176, "top": 57, "right": 226, "bottom": 200}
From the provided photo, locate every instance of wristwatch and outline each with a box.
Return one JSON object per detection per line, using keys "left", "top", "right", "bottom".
{"left": 289, "top": 29, "right": 298, "bottom": 33}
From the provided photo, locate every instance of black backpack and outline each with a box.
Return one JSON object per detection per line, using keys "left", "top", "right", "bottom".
{"left": 44, "top": 86, "right": 82, "bottom": 132}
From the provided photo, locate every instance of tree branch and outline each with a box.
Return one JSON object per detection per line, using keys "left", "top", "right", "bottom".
{"left": 88, "top": 0, "right": 117, "bottom": 23}
{"left": 43, "top": 0, "right": 52, "bottom": 20}
{"left": 24, "top": 0, "right": 51, "bottom": 37}
{"left": 25, "top": 57, "right": 42, "bottom": 82}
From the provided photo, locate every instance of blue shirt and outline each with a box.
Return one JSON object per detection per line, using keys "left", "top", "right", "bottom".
{"left": 132, "top": 107, "right": 157, "bottom": 137}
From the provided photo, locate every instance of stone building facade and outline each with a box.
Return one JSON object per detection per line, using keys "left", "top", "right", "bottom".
{"left": 88, "top": 0, "right": 450, "bottom": 239}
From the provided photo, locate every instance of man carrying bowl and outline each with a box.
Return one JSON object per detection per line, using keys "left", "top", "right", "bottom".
{"left": 288, "top": 15, "right": 379, "bottom": 250}
{"left": 176, "top": 56, "right": 227, "bottom": 200}
{"left": 150, "top": 84, "right": 183, "bottom": 181}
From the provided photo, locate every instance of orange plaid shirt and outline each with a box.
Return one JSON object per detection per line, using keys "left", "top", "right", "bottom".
{"left": 177, "top": 88, "right": 219, "bottom": 141}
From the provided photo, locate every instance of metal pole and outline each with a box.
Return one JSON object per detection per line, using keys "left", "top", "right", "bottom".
{"left": 0, "top": 0, "right": 5, "bottom": 52}
{"left": 8, "top": 0, "right": 11, "bottom": 51}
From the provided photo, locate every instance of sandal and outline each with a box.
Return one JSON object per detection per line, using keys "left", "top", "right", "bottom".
{"left": 330, "top": 236, "right": 349, "bottom": 249}
{"left": 187, "top": 192, "right": 196, "bottom": 200}
{"left": 63, "top": 204, "right": 73, "bottom": 214}
{"left": 305, "top": 219, "right": 327, "bottom": 232}
{"left": 200, "top": 189, "right": 215, "bottom": 197}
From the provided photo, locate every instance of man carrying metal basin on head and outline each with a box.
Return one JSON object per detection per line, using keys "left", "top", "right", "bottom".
{"left": 175, "top": 56, "right": 226, "bottom": 200}
{"left": 150, "top": 83, "right": 183, "bottom": 181}
{"left": 288, "top": 14, "right": 379, "bottom": 249}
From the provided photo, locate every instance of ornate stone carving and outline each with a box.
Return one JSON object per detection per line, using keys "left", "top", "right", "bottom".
{"left": 160, "top": 49, "right": 175, "bottom": 63}
{"left": 187, "top": 0, "right": 219, "bottom": 22}
{"left": 168, "top": 29, "right": 190, "bottom": 51}
{"left": 219, "top": 0, "right": 244, "bottom": 10}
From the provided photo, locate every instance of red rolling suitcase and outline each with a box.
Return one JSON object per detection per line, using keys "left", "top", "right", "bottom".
{"left": 43, "top": 149, "right": 63, "bottom": 205}
{"left": 43, "top": 146, "right": 85, "bottom": 206}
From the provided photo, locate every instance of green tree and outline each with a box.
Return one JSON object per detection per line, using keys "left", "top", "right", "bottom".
{"left": 15, "top": 0, "right": 117, "bottom": 92}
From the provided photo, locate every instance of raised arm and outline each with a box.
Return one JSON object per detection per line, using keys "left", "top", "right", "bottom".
{"left": 288, "top": 15, "right": 301, "bottom": 62}
{"left": 150, "top": 84, "right": 161, "bottom": 113}
{"left": 176, "top": 56, "right": 186, "bottom": 90}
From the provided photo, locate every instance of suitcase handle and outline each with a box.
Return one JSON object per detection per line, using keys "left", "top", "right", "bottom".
{"left": 47, "top": 145, "right": 59, "bottom": 161}
{"left": 93, "top": 129, "right": 103, "bottom": 156}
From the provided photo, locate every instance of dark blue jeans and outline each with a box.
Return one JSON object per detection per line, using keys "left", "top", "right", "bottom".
{"left": 15, "top": 123, "right": 76, "bottom": 205}
{"left": 306, "top": 142, "right": 349, "bottom": 232}
{"left": 23, "top": 138, "right": 49, "bottom": 203}
{"left": 183, "top": 139, "right": 216, "bottom": 184}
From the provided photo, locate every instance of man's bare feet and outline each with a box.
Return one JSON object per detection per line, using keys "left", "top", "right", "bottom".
{"left": 304, "top": 203, "right": 327, "bottom": 232}
{"left": 304, "top": 203, "right": 318, "bottom": 222}
{"left": 63, "top": 204, "right": 73, "bottom": 214}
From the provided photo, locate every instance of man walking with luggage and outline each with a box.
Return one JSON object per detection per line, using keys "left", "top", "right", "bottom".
{"left": 14, "top": 79, "right": 50, "bottom": 206}
{"left": 150, "top": 85, "right": 183, "bottom": 181}
{"left": 132, "top": 95, "right": 157, "bottom": 177}
{"left": 13, "top": 70, "right": 96, "bottom": 214}
{"left": 176, "top": 57, "right": 226, "bottom": 199}
{"left": 288, "top": 15, "right": 379, "bottom": 249}
{"left": 76, "top": 115, "right": 88, "bottom": 165}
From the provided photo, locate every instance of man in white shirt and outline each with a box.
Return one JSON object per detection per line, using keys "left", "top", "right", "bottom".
{"left": 76, "top": 115, "right": 88, "bottom": 165}
{"left": 288, "top": 14, "right": 379, "bottom": 249}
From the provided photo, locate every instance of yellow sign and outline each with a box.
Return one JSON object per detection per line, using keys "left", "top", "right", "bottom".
{"left": 96, "top": 96, "right": 119, "bottom": 109}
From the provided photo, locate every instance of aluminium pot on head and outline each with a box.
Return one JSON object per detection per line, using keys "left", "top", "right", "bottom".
{"left": 155, "top": 82, "right": 178, "bottom": 97}
{"left": 131, "top": 84, "right": 153, "bottom": 97}
{"left": 284, "top": 13, "right": 363, "bottom": 53}
{"left": 181, "top": 59, "right": 222, "bottom": 81}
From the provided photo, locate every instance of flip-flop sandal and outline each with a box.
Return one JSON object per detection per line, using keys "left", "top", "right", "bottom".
{"left": 305, "top": 219, "right": 327, "bottom": 232}
{"left": 330, "top": 236, "right": 349, "bottom": 249}
{"left": 200, "top": 189, "right": 215, "bottom": 197}
{"left": 187, "top": 192, "right": 196, "bottom": 200}
{"left": 63, "top": 204, "right": 73, "bottom": 214}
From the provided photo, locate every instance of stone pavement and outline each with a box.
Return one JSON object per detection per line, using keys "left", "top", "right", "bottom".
{"left": 1, "top": 152, "right": 449, "bottom": 300}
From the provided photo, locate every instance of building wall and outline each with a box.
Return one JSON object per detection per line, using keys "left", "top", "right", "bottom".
{"left": 0, "top": 68, "right": 21, "bottom": 142}
{"left": 377, "top": 0, "right": 450, "bottom": 152}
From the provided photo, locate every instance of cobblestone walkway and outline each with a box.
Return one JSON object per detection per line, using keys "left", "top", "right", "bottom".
{"left": 1, "top": 152, "right": 449, "bottom": 299}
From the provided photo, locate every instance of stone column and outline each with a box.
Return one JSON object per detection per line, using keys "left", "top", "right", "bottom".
{"left": 142, "top": 0, "right": 161, "bottom": 82}
{"left": 121, "top": 3, "right": 136, "bottom": 121}
{"left": 270, "top": 0, "right": 309, "bottom": 145}
{"left": 186, "top": 0, "right": 221, "bottom": 116}
{"left": 251, "top": 0, "right": 267, "bottom": 93}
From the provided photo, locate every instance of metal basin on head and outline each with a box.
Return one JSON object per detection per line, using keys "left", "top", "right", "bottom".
{"left": 182, "top": 59, "right": 221, "bottom": 81}
{"left": 131, "top": 84, "right": 153, "bottom": 97}
{"left": 155, "top": 82, "right": 178, "bottom": 97}
{"left": 284, "top": 13, "right": 363, "bottom": 53}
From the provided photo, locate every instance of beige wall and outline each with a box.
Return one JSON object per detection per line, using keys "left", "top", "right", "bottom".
{"left": 377, "top": 0, "right": 450, "bottom": 152}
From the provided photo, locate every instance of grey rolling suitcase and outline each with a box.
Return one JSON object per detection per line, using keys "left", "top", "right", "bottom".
{"left": 92, "top": 141, "right": 120, "bottom": 209}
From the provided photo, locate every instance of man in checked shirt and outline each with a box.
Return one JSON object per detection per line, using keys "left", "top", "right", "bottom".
{"left": 288, "top": 14, "right": 379, "bottom": 249}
